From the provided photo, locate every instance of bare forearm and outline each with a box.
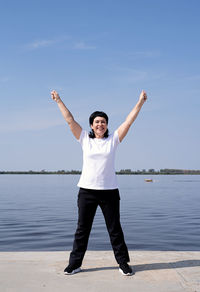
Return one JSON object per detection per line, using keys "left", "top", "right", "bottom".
{"left": 51, "top": 90, "right": 82, "bottom": 139}
{"left": 117, "top": 90, "right": 147, "bottom": 142}
{"left": 125, "top": 99, "right": 145, "bottom": 126}
{"left": 57, "top": 99, "right": 74, "bottom": 125}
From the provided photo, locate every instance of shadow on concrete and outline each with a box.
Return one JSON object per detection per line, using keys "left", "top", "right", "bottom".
{"left": 134, "top": 259, "right": 200, "bottom": 272}
{"left": 82, "top": 259, "right": 200, "bottom": 273}
{"left": 82, "top": 266, "right": 118, "bottom": 273}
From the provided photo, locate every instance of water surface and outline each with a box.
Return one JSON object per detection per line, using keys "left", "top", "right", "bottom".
{"left": 0, "top": 175, "right": 200, "bottom": 251}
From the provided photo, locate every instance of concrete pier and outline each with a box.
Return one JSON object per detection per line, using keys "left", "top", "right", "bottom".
{"left": 0, "top": 251, "right": 200, "bottom": 292}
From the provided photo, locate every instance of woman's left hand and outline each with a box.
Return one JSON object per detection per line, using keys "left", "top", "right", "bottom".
{"left": 139, "top": 90, "right": 147, "bottom": 103}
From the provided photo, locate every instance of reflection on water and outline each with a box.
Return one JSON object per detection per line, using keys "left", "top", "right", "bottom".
{"left": 0, "top": 175, "right": 200, "bottom": 251}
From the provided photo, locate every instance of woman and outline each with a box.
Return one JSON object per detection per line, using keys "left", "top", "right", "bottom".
{"left": 51, "top": 89, "right": 147, "bottom": 276}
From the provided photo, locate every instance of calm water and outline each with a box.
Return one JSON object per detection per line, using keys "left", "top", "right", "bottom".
{"left": 0, "top": 175, "right": 200, "bottom": 251}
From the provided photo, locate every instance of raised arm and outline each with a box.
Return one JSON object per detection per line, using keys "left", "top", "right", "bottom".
{"left": 117, "top": 90, "right": 147, "bottom": 142}
{"left": 51, "top": 90, "right": 82, "bottom": 140}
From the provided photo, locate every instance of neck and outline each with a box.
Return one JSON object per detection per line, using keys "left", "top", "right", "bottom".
{"left": 95, "top": 134, "right": 104, "bottom": 139}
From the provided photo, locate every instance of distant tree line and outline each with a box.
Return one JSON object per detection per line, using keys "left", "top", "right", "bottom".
{"left": 0, "top": 170, "right": 81, "bottom": 175}
{"left": 116, "top": 168, "right": 200, "bottom": 175}
{"left": 1, "top": 169, "right": 200, "bottom": 175}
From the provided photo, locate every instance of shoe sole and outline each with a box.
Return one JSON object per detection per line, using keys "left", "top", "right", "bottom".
{"left": 119, "top": 268, "right": 134, "bottom": 276}
{"left": 64, "top": 267, "right": 81, "bottom": 275}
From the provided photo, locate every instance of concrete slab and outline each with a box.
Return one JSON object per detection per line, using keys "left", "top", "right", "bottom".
{"left": 0, "top": 251, "right": 200, "bottom": 292}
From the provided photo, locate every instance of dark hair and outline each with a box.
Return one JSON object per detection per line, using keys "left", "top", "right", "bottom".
{"left": 89, "top": 111, "right": 109, "bottom": 138}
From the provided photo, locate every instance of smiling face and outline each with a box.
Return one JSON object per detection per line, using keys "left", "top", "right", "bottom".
{"left": 91, "top": 116, "right": 108, "bottom": 138}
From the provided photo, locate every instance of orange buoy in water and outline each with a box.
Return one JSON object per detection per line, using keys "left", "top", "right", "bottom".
{"left": 144, "top": 179, "right": 153, "bottom": 182}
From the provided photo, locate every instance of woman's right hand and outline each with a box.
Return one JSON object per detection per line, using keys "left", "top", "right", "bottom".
{"left": 51, "top": 90, "right": 61, "bottom": 103}
{"left": 51, "top": 90, "right": 82, "bottom": 139}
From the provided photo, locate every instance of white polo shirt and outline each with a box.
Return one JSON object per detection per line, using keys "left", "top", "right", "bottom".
{"left": 77, "top": 130, "right": 120, "bottom": 190}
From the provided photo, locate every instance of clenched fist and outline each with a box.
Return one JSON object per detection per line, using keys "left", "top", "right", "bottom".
{"left": 139, "top": 90, "right": 147, "bottom": 103}
{"left": 51, "top": 90, "right": 61, "bottom": 103}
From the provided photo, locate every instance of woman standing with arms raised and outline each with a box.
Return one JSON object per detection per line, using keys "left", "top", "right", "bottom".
{"left": 51, "top": 89, "right": 147, "bottom": 276}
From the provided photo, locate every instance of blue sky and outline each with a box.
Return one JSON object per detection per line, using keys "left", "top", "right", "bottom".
{"left": 1, "top": 0, "right": 200, "bottom": 171}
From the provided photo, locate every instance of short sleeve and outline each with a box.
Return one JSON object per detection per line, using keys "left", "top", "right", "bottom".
{"left": 78, "top": 129, "right": 88, "bottom": 146}
{"left": 113, "top": 130, "right": 120, "bottom": 146}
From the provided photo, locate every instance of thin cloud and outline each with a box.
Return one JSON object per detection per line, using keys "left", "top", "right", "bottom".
{"left": 25, "top": 36, "right": 70, "bottom": 50}
{"left": 0, "top": 108, "right": 64, "bottom": 133}
{"left": 107, "top": 65, "right": 164, "bottom": 84}
{"left": 0, "top": 120, "right": 63, "bottom": 133}
{"left": 24, "top": 37, "right": 96, "bottom": 51}
{"left": 125, "top": 69, "right": 148, "bottom": 83}
{"left": 111, "top": 67, "right": 148, "bottom": 83}
{"left": 128, "top": 50, "right": 161, "bottom": 59}
{"left": 27, "top": 39, "right": 56, "bottom": 49}
{"left": 74, "top": 41, "right": 96, "bottom": 50}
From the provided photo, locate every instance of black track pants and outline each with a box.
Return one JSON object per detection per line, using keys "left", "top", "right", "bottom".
{"left": 69, "top": 188, "right": 130, "bottom": 266}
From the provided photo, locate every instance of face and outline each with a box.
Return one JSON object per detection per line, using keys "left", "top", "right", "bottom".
{"left": 91, "top": 116, "right": 108, "bottom": 138}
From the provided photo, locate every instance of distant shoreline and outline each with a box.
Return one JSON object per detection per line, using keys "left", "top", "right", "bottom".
{"left": 1, "top": 169, "right": 200, "bottom": 175}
